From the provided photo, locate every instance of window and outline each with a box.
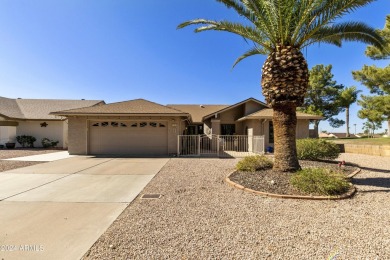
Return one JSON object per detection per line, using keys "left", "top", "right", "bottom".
{"left": 269, "top": 122, "right": 274, "bottom": 143}
{"left": 92, "top": 123, "right": 100, "bottom": 127}
{"left": 120, "top": 123, "right": 127, "bottom": 127}
{"left": 140, "top": 122, "right": 147, "bottom": 127}
{"left": 149, "top": 122, "right": 157, "bottom": 127}
{"left": 221, "top": 124, "right": 235, "bottom": 135}
{"left": 159, "top": 123, "right": 166, "bottom": 128}
{"left": 111, "top": 122, "right": 119, "bottom": 127}
{"left": 197, "top": 125, "right": 204, "bottom": 135}
{"left": 187, "top": 125, "right": 196, "bottom": 135}
{"left": 101, "top": 122, "right": 109, "bottom": 127}
{"left": 131, "top": 123, "right": 138, "bottom": 127}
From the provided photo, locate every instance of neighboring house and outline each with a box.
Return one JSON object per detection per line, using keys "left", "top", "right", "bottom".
{"left": 53, "top": 97, "right": 322, "bottom": 155}
{"left": 0, "top": 97, "right": 104, "bottom": 148}
{"left": 328, "top": 133, "right": 358, "bottom": 138}
{"left": 319, "top": 132, "right": 331, "bottom": 138}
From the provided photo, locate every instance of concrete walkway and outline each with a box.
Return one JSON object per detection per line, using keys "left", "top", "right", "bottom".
{"left": 4, "top": 151, "right": 75, "bottom": 161}
{"left": 0, "top": 157, "right": 169, "bottom": 260}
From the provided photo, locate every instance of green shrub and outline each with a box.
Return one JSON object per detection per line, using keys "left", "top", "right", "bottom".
{"left": 16, "top": 135, "right": 36, "bottom": 148}
{"left": 296, "top": 139, "right": 340, "bottom": 160}
{"left": 236, "top": 155, "right": 273, "bottom": 172}
{"left": 290, "top": 168, "right": 350, "bottom": 196}
{"left": 41, "top": 138, "right": 59, "bottom": 148}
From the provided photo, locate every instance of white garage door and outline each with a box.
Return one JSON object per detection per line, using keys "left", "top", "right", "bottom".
{"left": 89, "top": 121, "right": 168, "bottom": 155}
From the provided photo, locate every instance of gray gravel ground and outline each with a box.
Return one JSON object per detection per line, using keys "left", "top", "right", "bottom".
{"left": 0, "top": 148, "right": 60, "bottom": 159}
{"left": 84, "top": 153, "right": 390, "bottom": 260}
{"left": 0, "top": 160, "right": 43, "bottom": 172}
{"left": 0, "top": 149, "right": 54, "bottom": 172}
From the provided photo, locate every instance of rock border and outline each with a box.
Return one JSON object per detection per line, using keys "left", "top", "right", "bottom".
{"left": 225, "top": 168, "right": 361, "bottom": 200}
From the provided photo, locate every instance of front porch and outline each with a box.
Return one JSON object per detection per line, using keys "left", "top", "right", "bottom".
{"left": 177, "top": 135, "right": 265, "bottom": 158}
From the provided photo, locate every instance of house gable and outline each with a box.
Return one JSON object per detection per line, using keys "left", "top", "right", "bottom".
{"left": 202, "top": 98, "right": 268, "bottom": 121}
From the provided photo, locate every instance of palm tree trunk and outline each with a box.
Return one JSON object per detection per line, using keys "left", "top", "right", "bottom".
{"left": 272, "top": 103, "right": 300, "bottom": 172}
{"left": 346, "top": 106, "right": 350, "bottom": 137}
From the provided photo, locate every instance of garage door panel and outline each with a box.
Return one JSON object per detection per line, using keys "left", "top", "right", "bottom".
{"left": 89, "top": 121, "right": 168, "bottom": 155}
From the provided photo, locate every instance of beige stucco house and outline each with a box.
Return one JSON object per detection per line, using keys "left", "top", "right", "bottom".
{"left": 52, "top": 97, "right": 322, "bottom": 156}
{"left": 0, "top": 97, "right": 104, "bottom": 148}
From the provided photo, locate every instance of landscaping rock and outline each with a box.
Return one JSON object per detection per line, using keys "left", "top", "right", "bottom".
{"left": 84, "top": 154, "right": 390, "bottom": 259}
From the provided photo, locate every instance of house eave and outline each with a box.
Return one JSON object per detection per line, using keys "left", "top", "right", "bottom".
{"left": 51, "top": 113, "right": 190, "bottom": 117}
{"left": 202, "top": 98, "right": 269, "bottom": 121}
{"left": 237, "top": 115, "right": 324, "bottom": 121}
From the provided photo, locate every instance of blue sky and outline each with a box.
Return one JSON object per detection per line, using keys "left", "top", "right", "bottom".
{"left": 0, "top": 0, "right": 389, "bottom": 133}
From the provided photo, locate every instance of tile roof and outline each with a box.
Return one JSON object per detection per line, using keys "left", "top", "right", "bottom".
{"left": 202, "top": 98, "right": 268, "bottom": 120}
{"left": 167, "top": 104, "right": 229, "bottom": 123}
{"left": 52, "top": 99, "right": 189, "bottom": 116}
{"left": 0, "top": 96, "right": 104, "bottom": 120}
{"left": 237, "top": 108, "right": 323, "bottom": 121}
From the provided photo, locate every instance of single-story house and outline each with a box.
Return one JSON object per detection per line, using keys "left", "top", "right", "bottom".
{"left": 52, "top": 97, "right": 322, "bottom": 156}
{"left": 0, "top": 96, "right": 104, "bottom": 148}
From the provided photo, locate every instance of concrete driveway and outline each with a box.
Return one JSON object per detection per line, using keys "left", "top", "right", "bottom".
{"left": 0, "top": 156, "right": 169, "bottom": 260}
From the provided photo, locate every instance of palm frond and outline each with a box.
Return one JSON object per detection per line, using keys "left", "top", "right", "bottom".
{"left": 177, "top": 19, "right": 219, "bottom": 30}
{"left": 178, "top": 0, "right": 386, "bottom": 54}
{"left": 178, "top": 19, "right": 272, "bottom": 50}
{"left": 233, "top": 46, "right": 269, "bottom": 67}
{"left": 298, "top": 0, "right": 378, "bottom": 46}
{"left": 215, "top": 0, "right": 256, "bottom": 23}
{"left": 303, "top": 22, "right": 385, "bottom": 49}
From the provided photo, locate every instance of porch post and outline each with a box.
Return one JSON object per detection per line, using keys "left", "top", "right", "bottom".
{"left": 197, "top": 135, "right": 200, "bottom": 156}
{"left": 217, "top": 135, "right": 220, "bottom": 156}
{"left": 177, "top": 135, "right": 180, "bottom": 156}
{"left": 211, "top": 119, "right": 221, "bottom": 135}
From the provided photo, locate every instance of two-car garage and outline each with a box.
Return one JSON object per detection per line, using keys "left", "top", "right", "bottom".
{"left": 88, "top": 120, "right": 169, "bottom": 156}
{"left": 55, "top": 99, "right": 189, "bottom": 156}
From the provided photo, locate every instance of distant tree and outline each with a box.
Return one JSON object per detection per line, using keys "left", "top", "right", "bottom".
{"left": 353, "top": 65, "right": 390, "bottom": 95}
{"left": 300, "top": 64, "right": 345, "bottom": 137}
{"left": 353, "top": 15, "right": 390, "bottom": 132}
{"left": 358, "top": 95, "right": 390, "bottom": 136}
{"left": 365, "top": 15, "right": 390, "bottom": 60}
{"left": 362, "top": 120, "right": 382, "bottom": 138}
{"left": 339, "top": 86, "right": 362, "bottom": 137}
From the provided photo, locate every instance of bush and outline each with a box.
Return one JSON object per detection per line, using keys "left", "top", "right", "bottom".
{"left": 236, "top": 155, "right": 273, "bottom": 172}
{"left": 296, "top": 139, "right": 340, "bottom": 160}
{"left": 41, "top": 138, "right": 59, "bottom": 148}
{"left": 290, "top": 168, "right": 350, "bottom": 196}
{"left": 16, "top": 135, "right": 36, "bottom": 148}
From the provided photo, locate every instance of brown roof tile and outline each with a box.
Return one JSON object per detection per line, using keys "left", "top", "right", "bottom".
{"left": 167, "top": 104, "right": 229, "bottom": 123}
{"left": 238, "top": 108, "right": 323, "bottom": 121}
{"left": 53, "top": 99, "right": 189, "bottom": 116}
{"left": 202, "top": 98, "right": 268, "bottom": 120}
{"left": 0, "top": 96, "right": 104, "bottom": 120}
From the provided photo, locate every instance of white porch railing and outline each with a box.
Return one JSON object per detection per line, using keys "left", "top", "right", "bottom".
{"left": 177, "top": 135, "right": 265, "bottom": 157}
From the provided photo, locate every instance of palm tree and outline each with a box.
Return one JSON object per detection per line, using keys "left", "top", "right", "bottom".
{"left": 178, "top": 0, "right": 384, "bottom": 171}
{"left": 339, "top": 86, "right": 361, "bottom": 137}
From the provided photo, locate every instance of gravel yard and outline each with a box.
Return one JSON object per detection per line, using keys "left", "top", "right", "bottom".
{"left": 0, "top": 148, "right": 60, "bottom": 159}
{"left": 0, "top": 149, "right": 55, "bottom": 172}
{"left": 84, "top": 153, "right": 390, "bottom": 259}
{"left": 0, "top": 160, "right": 43, "bottom": 172}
